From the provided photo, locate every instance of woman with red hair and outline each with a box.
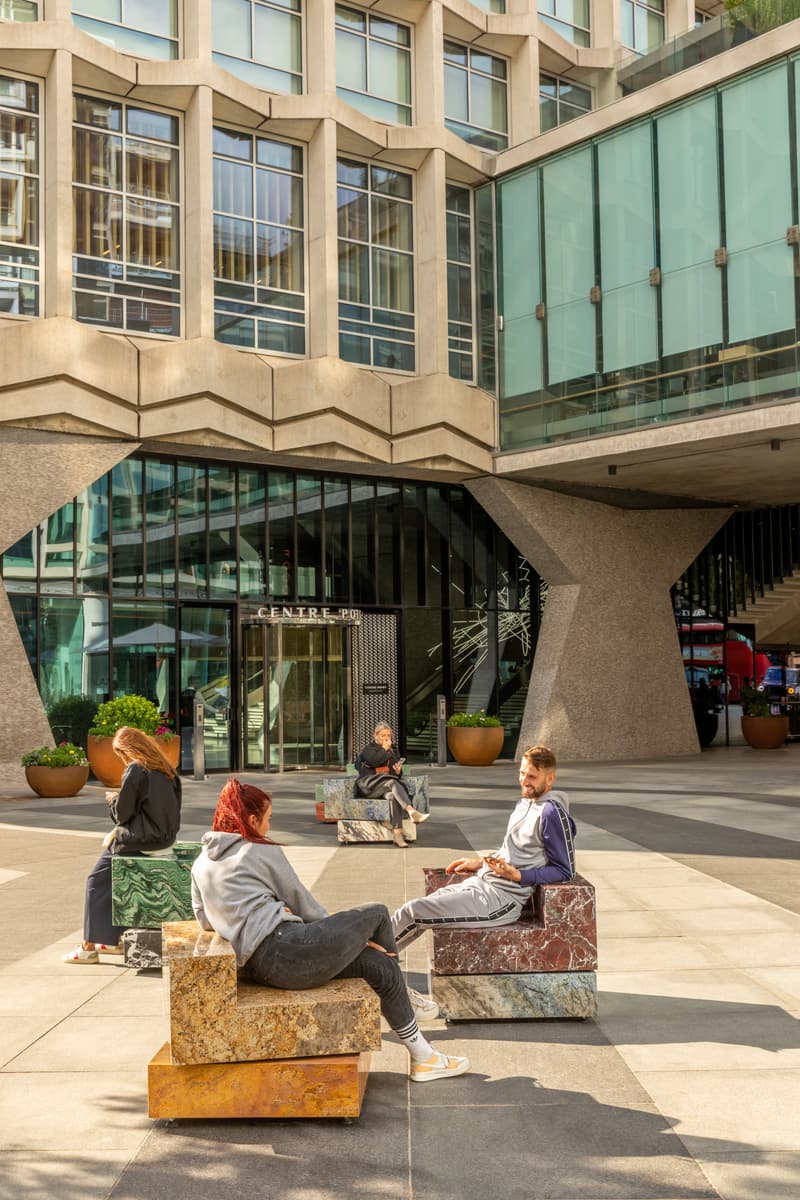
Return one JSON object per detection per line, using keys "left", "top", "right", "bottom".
{"left": 191, "top": 778, "right": 470, "bottom": 1084}
{"left": 63, "top": 726, "right": 182, "bottom": 964}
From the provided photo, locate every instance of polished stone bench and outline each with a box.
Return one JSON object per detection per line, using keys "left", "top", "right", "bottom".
{"left": 423, "top": 867, "right": 598, "bottom": 1021}
{"left": 316, "top": 773, "right": 430, "bottom": 845}
{"left": 111, "top": 842, "right": 203, "bottom": 968}
{"left": 147, "top": 919, "right": 382, "bottom": 1120}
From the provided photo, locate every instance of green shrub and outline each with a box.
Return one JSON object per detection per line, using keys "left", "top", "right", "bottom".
{"left": 89, "top": 694, "right": 162, "bottom": 738}
{"left": 22, "top": 743, "right": 88, "bottom": 767}
{"left": 740, "top": 684, "right": 773, "bottom": 718}
{"left": 446, "top": 710, "right": 502, "bottom": 728}
{"left": 46, "top": 695, "right": 97, "bottom": 749}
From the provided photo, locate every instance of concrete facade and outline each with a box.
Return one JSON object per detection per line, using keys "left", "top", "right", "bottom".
{"left": 2, "top": 4, "right": 800, "bottom": 764}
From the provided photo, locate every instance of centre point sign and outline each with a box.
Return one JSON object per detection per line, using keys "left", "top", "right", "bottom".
{"left": 254, "top": 606, "right": 362, "bottom": 625}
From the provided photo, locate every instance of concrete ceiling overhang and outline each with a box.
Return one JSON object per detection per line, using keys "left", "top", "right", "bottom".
{"left": 495, "top": 398, "right": 800, "bottom": 509}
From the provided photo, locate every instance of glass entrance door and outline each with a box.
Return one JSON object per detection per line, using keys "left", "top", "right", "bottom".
{"left": 243, "top": 623, "right": 350, "bottom": 770}
{"left": 179, "top": 605, "right": 234, "bottom": 771}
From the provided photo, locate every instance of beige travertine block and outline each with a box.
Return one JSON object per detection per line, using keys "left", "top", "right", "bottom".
{"left": 273, "top": 356, "right": 391, "bottom": 429}
{"left": 139, "top": 399, "right": 273, "bottom": 450}
{"left": 391, "top": 373, "right": 495, "bottom": 445}
{"left": 138, "top": 336, "right": 272, "bottom": 412}
{"left": 0, "top": 318, "right": 138, "bottom": 405}
{"left": 148, "top": 1043, "right": 371, "bottom": 1120}
{"left": 163, "top": 921, "right": 382, "bottom": 1066}
{"left": 468, "top": 478, "right": 731, "bottom": 761}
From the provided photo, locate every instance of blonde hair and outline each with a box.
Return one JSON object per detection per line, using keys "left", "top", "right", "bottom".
{"left": 112, "top": 726, "right": 176, "bottom": 777}
{"left": 373, "top": 721, "right": 392, "bottom": 739}
{"left": 520, "top": 745, "right": 557, "bottom": 773}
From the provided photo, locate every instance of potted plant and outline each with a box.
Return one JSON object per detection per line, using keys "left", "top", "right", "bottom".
{"left": 153, "top": 720, "right": 180, "bottom": 769}
{"left": 21, "top": 742, "right": 90, "bottom": 798}
{"left": 740, "top": 683, "right": 789, "bottom": 749}
{"left": 446, "top": 711, "right": 505, "bottom": 766}
{"left": 46, "top": 694, "right": 97, "bottom": 750}
{"left": 87, "top": 695, "right": 163, "bottom": 786}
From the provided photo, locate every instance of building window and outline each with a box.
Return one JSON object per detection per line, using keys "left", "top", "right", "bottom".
{"left": 335, "top": 6, "right": 412, "bottom": 126}
{"left": 212, "top": 0, "right": 302, "bottom": 96}
{"left": 537, "top": 0, "right": 591, "bottom": 48}
{"left": 621, "top": 0, "right": 665, "bottom": 52}
{"left": 72, "top": 95, "right": 181, "bottom": 337}
{"left": 213, "top": 127, "right": 305, "bottom": 356}
{"left": 444, "top": 40, "right": 508, "bottom": 152}
{"left": 337, "top": 157, "right": 415, "bottom": 372}
{"left": 539, "top": 74, "right": 592, "bottom": 131}
{"left": 0, "top": 1, "right": 38, "bottom": 20}
{"left": 472, "top": 0, "right": 506, "bottom": 10}
{"left": 446, "top": 184, "right": 474, "bottom": 382}
{"left": 72, "top": 1, "right": 179, "bottom": 60}
{"left": 0, "top": 76, "right": 40, "bottom": 318}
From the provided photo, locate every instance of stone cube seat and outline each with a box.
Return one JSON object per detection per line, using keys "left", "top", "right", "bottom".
{"left": 317, "top": 773, "right": 430, "bottom": 844}
{"left": 162, "top": 919, "right": 382, "bottom": 1066}
{"left": 112, "top": 841, "right": 204, "bottom": 970}
{"left": 422, "top": 868, "right": 598, "bottom": 1021}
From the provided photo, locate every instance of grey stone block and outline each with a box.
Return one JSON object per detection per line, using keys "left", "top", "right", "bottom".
{"left": 430, "top": 969, "right": 597, "bottom": 1021}
{"left": 122, "top": 928, "right": 163, "bottom": 970}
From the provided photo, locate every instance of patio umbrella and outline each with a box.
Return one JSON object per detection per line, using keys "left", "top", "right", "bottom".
{"left": 86, "top": 623, "right": 218, "bottom": 653}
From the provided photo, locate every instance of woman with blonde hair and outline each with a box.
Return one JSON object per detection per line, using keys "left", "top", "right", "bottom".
{"left": 63, "top": 726, "right": 182, "bottom": 964}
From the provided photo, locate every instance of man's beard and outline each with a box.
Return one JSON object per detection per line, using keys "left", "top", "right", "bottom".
{"left": 521, "top": 784, "right": 547, "bottom": 799}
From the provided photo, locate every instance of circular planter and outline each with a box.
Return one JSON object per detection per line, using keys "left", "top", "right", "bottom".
{"left": 87, "top": 734, "right": 124, "bottom": 787}
{"left": 154, "top": 735, "right": 180, "bottom": 770}
{"left": 446, "top": 726, "right": 505, "bottom": 766}
{"left": 741, "top": 714, "right": 789, "bottom": 749}
{"left": 25, "top": 763, "right": 90, "bottom": 798}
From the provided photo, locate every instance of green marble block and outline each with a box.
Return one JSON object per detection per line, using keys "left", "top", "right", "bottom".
{"left": 111, "top": 842, "right": 203, "bottom": 928}
{"left": 430, "top": 970, "right": 597, "bottom": 1021}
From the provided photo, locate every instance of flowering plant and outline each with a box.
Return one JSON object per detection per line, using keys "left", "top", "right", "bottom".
{"left": 22, "top": 742, "right": 89, "bottom": 767}
{"left": 154, "top": 724, "right": 176, "bottom": 742}
{"left": 89, "top": 695, "right": 161, "bottom": 738}
{"left": 446, "top": 710, "right": 502, "bottom": 728}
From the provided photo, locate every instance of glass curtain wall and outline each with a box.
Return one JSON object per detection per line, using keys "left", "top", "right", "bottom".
{"left": 337, "top": 157, "right": 415, "bottom": 371}
{"left": 496, "top": 58, "right": 800, "bottom": 450}
{"left": 2, "top": 455, "right": 539, "bottom": 763}
{"left": 72, "top": 94, "right": 181, "bottom": 335}
{"left": 72, "top": 1, "right": 179, "bottom": 60}
{"left": 213, "top": 126, "right": 305, "bottom": 354}
{"left": 0, "top": 75, "right": 39, "bottom": 316}
{"left": 335, "top": 5, "right": 412, "bottom": 125}
{"left": 444, "top": 40, "right": 508, "bottom": 151}
{"left": 539, "top": 74, "right": 591, "bottom": 131}
{"left": 212, "top": 0, "right": 302, "bottom": 94}
{"left": 446, "top": 183, "right": 474, "bottom": 381}
{"left": 0, "top": 1, "right": 38, "bottom": 20}
{"left": 537, "top": 0, "right": 591, "bottom": 47}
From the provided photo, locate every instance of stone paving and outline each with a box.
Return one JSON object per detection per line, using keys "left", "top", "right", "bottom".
{"left": 0, "top": 746, "right": 798, "bottom": 1200}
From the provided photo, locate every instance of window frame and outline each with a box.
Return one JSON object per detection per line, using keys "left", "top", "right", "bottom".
{"left": 0, "top": 70, "right": 41, "bottom": 322}
{"left": 0, "top": 0, "right": 39, "bottom": 22}
{"left": 334, "top": 3, "right": 414, "bottom": 127}
{"left": 539, "top": 72, "right": 592, "bottom": 131}
{"left": 71, "top": 89, "right": 183, "bottom": 340}
{"left": 211, "top": 0, "right": 305, "bottom": 97}
{"left": 71, "top": 0, "right": 181, "bottom": 60}
{"left": 443, "top": 37, "right": 509, "bottom": 152}
{"left": 621, "top": 0, "right": 666, "bottom": 53}
{"left": 537, "top": 0, "right": 591, "bottom": 48}
{"left": 445, "top": 181, "right": 476, "bottom": 384}
{"left": 212, "top": 122, "right": 308, "bottom": 358}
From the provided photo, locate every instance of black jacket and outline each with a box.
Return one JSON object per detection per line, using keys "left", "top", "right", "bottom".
{"left": 109, "top": 762, "right": 182, "bottom": 854}
{"left": 358, "top": 741, "right": 402, "bottom": 776}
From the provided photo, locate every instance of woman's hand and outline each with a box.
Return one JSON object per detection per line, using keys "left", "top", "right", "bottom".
{"left": 366, "top": 939, "right": 397, "bottom": 957}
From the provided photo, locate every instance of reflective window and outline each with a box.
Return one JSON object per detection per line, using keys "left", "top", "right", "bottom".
{"left": 267, "top": 470, "right": 294, "bottom": 599}
{"left": 213, "top": 127, "right": 305, "bottom": 355}
{"left": 497, "top": 170, "right": 543, "bottom": 403}
{"left": 472, "top": 0, "right": 505, "bottom": 9}
{"left": 238, "top": 468, "right": 266, "bottom": 598}
{"left": 40, "top": 597, "right": 110, "bottom": 710}
{"left": 621, "top": 0, "right": 664, "bottom": 52}
{"left": 72, "top": 94, "right": 181, "bottom": 336}
{"left": 177, "top": 461, "right": 207, "bottom": 597}
{"left": 324, "top": 477, "right": 349, "bottom": 603}
{"left": 296, "top": 473, "right": 322, "bottom": 601}
{"left": 539, "top": 73, "right": 591, "bottom": 131}
{"left": 209, "top": 465, "right": 237, "bottom": 598}
{"left": 72, "top": 0, "right": 179, "bottom": 60}
{"left": 77, "top": 475, "right": 110, "bottom": 595}
{"left": 0, "top": 76, "right": 40, "bottom": 317}
{"left": 337, "top": 157, "right": 415, "bottom": 372}
{"left": 350, "top": 478, "right": 376, "bottom": 604}
{"left": 538, "top": 0, "right": 590, "bottom": 47}
{"left": 444, "top": 40, "right": 508, "bottom": 151}
{"left": 0, "top": 1, "right": 38, "bottom": 20}
{"left": 335, "top": 5, "right": 412, "bottom": 126}
{"left": 111, "top": 458, "right": 144, "bottom": 594}
{"left": 212, "top": 0, "right": 302, "bottom": 95}
{"left": 145, "top": 458, "right": 176, "bottom": 596}
{"left": 40, "top": 501, "right": 76, "bottom": 594}
{"left": 446, "top": 183, "right": 474, "bottom": 382}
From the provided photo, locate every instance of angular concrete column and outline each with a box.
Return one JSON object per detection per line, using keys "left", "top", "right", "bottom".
{"left": 468, "top": 478, "right": 731, "bottom": 762}
{"left": 0, "top": 430, "right": 136, "bottom": 768}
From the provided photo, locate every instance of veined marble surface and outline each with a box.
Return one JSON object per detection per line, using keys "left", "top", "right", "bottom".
{"left": 337, "top": 818, "right": 417, "bottom": 844}
{"left": 430, "top": 970, "right": 598, "bottom": 1020}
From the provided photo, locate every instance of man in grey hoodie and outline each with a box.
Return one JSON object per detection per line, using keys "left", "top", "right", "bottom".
{"left": 391, "top": 745, "right": 575, "bottom": 949}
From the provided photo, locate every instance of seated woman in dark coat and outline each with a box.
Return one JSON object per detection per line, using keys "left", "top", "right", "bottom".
{"left": 356, "top": 721, "right": 428, "bottom": 849}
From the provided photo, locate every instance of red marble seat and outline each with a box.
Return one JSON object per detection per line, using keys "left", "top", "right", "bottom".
{"left": 422, "top": 867, "right": 597, "bottom": 975}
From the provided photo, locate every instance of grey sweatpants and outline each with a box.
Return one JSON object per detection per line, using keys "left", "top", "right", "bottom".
{"left": 391, "top": 875, "right": 526, "bottom": 950}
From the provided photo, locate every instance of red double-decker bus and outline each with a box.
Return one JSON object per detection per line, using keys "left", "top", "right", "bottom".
{"left": 678, "top": 621, "right": 770, "bottom": 703}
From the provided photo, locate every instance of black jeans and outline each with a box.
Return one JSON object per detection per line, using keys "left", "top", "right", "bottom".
{"left": 83, "top": 846, "right": 127, "bottom": 945}
{"left": 356, "top": 774, "right": 412, "bottom": 829}
{"left": 246, "top": 902, "right": 415, "bottom": 1032}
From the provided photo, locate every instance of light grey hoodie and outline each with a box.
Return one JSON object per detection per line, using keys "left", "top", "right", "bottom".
{"left": 191, "top": 831, "right": 328, "bottom": 966}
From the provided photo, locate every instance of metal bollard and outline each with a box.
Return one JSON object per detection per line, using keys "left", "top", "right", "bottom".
{"left": 192, "top": 698, "right": 205, "bottom": 781}
{"left": 436, "top": 693, "right": 448, "bottom": 767}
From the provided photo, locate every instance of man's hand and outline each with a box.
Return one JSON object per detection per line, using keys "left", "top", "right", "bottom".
{"left": 445, "top": 856, "right": 482, "bottom": 874}
{"left": 483, "top": 855, "right": 522, "bottom": 883}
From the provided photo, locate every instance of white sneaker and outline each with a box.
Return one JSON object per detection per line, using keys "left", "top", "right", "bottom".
{"left": 408, "top": 986, "right": 440, "bottom": 1021}
{"left": 410, "top": 1051, "right": 471, "bottom": 1083}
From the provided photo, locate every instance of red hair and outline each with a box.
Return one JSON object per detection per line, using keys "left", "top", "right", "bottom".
{"left": 212, "top": 777, "right": 276, "bottom": 844}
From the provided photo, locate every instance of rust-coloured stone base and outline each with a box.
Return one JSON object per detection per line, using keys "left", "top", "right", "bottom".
{"left": 148, "top": 1043, "right": 371, "bottom": 1119}
{"left": 315, "top": 801, "right": 338, "bottom": 823}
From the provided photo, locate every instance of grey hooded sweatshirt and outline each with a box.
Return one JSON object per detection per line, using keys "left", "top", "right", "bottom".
{"left": 191, "top": 831, "right": 328, "bottom": 967}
